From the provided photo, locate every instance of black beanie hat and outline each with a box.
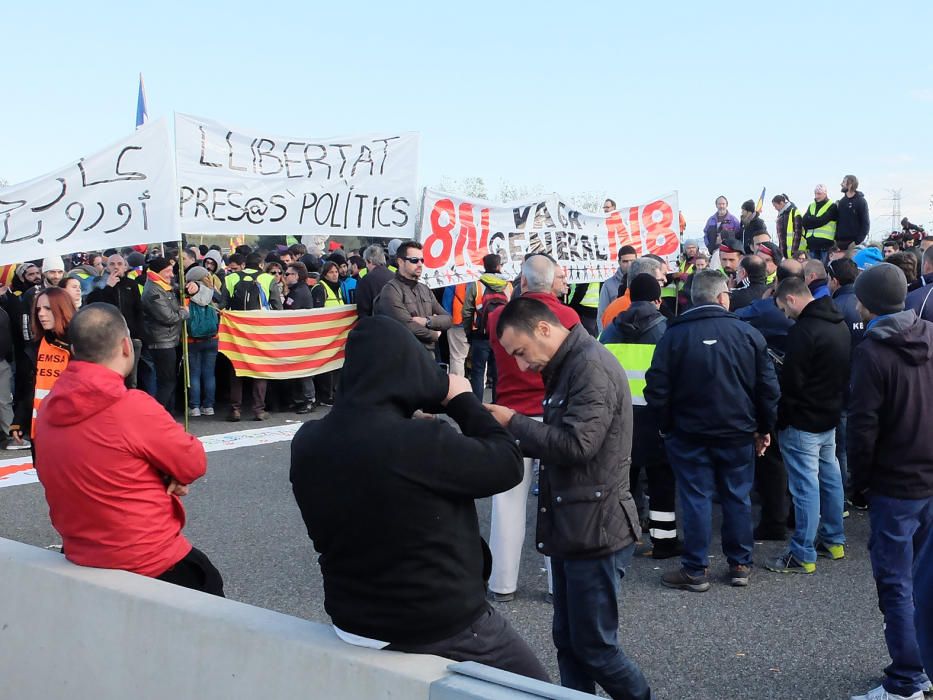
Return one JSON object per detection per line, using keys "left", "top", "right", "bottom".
{"left": 126, "top": 252, "right": 146, "bottom": 268}
{"left": 741, "top": 199, "right": 756, "bottom": 213}
{"left": 854, "top": 262, "right": 907, "bottom": 316}
{"left": 147, "top": 257, "right": 172, "bottom": 274}
{"left": 629, "top": 273, "right": 662, "bottom": 302}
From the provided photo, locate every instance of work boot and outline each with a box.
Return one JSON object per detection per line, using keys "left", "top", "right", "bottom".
{"left": 227, "top": 409, "right": 241, "bottom": 422}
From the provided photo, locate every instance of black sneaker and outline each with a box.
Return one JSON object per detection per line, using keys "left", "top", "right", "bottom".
{"left": 295, "top": 403, "right": 314, "bottom": 415}
{"left": 766, "top": 551, "right": 816, "bottom": 574}
{"left": 651, "top": 540, "right": 684, "bottom": 560}
{"left": 729, "top": 564, "right": 751, "bottom": 587}
{"left": 661, "top": 568, "right": 711, "bottom": 592}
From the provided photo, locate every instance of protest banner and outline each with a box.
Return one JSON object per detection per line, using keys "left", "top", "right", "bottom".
{"left": 175, "top": 113, "right": 419, "bottom": 239}
{"left": 417, "top": 190, "right": 680, "bottom": 289}
{"left": 0, "top": 119, "right": 176, "bottom": 267}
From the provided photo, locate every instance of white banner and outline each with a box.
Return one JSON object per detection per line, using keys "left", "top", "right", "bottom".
{"left": 418, "top": 189, "right": 680, "bottom": 288}
{"left": 0, "top": 119, "right": 176, "bottom": 267}
{"left": 175, "top": 113, "right": 419, "bottom": 239}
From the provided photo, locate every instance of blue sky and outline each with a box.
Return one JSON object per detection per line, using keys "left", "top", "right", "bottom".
{"left": 3, "top": 1, "right": 932, "bottom": 240}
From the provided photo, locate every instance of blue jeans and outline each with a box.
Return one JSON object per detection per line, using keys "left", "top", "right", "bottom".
{"left": 914, "top": 518, "right": 933, "bottom": 684}
{"left": 836, "top": 410, "right": 849, "bottom": 492}
{"left": 779, "top": 426, "right": 845, "bottom": 563}
{"left": 665, "top": 434, "right": 755, "bottom": 575}
{"left": 187, "top": 338, "right": 218, "bottom": 409}
{"left": 868, "top": 493, "right": 933, "bottom": 696}
{"left": 551, "top": 545, "right": 651, "bottom": 699}
{"left": 470, "top": 337, "right": 496, "bottom": 401}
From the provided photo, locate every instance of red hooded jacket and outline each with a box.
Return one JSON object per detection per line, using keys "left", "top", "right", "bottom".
{"left": 34, "top": 360, "right": 206, "bottom": 577}
{"left": 488, "top": 292, "right": 580, "bottom": 416}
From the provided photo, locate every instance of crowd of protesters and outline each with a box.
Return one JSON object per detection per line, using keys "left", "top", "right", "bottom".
{"left": 18, "top": 174, "right": 933, "bottom": 700}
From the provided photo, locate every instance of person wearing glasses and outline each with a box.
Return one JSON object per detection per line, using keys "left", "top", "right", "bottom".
{"left": 375, "top": 240, "right": 451, "bottom": 354}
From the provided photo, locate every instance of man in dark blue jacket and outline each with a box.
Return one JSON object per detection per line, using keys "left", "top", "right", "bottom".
{"left": 847, "top": 263, "right": 933, "bottom": 700}
{"left": 905, "top": 245, "right": 933, "bottom": 323}
{"left": 836, "top": 175, "right": 870, "bottom": 251}
{"left": 646, "top": 270, "right": 780, "bottom": 591}
{"left": 601, "top": 274, "right": 682, "bottom": 559}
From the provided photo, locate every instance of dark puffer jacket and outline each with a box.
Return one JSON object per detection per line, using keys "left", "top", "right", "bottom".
{"left": 140, "top": 279, "right": 185, "bottom": 349}
{"left": 508, "top": 324, "right": 640, "bottom": 559}
{"left": 848, "top": 310, "right": 933, "bottom": 499}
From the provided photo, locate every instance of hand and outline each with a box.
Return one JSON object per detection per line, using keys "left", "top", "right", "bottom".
{"left": 431, "top": 330, "right": 441, "bottom": 341}
{"left": 166, "top": 479, "right": 189, "bottom": 497}
{"left": 484, "top": 403, "right": 516, "bottom": 427}
{"left": 443, "top": 374, "right": 472, "bottom": 405}
{"left": 411, "top": 316, "right": 428, "bottom": 327}
{"left": 10, "top": 429, "right": 23, "bottom": 442}
{"left": 106, "top": 272, "right": 120, "bottom": 288}
{"left": 0, "top": 285, "right": 9, "bottom": 296}
{"left": 754, "top": 432, "right": 771, "bottom": 457}
{"left": 185, "top": 281, "right": 198, "bottom": 295}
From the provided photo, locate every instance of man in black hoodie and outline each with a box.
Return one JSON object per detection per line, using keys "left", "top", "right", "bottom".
{"left": 847, "top": 263, "right": 933, "bottom": 700}
{"left": 836, "top": 174, "right": 870, "bottom": 252}
{"left": 768, "top": 277, "right": 850, "bottom": 576}
{"left": 290, "top": 316, "right": 547, "bottom": 682}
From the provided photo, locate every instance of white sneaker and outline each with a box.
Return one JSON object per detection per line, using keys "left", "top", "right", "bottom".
{"left": 850, "top": 685, "right": 924, "bottom": 700}
{"left": 201, "top": 407, "right": 214, "bottom": 416}
{"left": 189, "top": 407, "right": 201, "bottom": 417}
{"left": 5, "top": 437, "right": 31, "bottom": 450}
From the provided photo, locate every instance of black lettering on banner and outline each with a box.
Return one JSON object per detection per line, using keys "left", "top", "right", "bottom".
{"left": 341, "top": 188, "right": 353, "bottom": 229}
{"left": 351, "top": 146, "right": 374, "bottom": 177}
{"left": 304, "top": 144, "right": 330, "bottom": 179}
{"left": 372, "top": 136, "right": 400, "bottom": 175}
{"left": 567, "top": 209, "right": 582, "bottom": 230}
{"left": 580, "top": 234, "right": 594, "bottom": 260}
{"left": 329, "top": 193, "right": 343, "bottom": 228}
{"left": 139, "top": 191, "right": 150, "bottom": 230}
{"left": 179, "top": 186, "right": 194, "bottom": 216}
{"left": 370, "top": 196, "right": 379, "bottom": 229}
{"left": 79, "top": 146, "right": 146, "bottom": 187}
{"left": 199, "top": 127, "right": 223, "bottom": 168}
{"left": 195, "top": 188, "right": 211, "bottom": 218}
{"left": 269, "top": 194, "right": 287, "bottom": 223}
{"left": 256, "top": 138, "right": 283, "bottom": 176}
{"left": 283, "top": 142, "right": 304, "bottom": 178}
{"left": 533, "top": 202, "right": 555, "bottom": 229}
{"left": 211, "top": 188, "right": 229, "bottom": 221}
{"left": 82, "top": 202, "right": 106, "bottom": 231}
{"left": 508, "top": 230, "right": 527, "bottom": 261}
{"left": 557, "top": 201, "right": 569, "bottom": 227}
{"left": 57, "top": 201, "right": 85, "bottom": 242}
{"left": 391, "top": 197, "right": 409, "bottom": 227}
{"left": 30, "top": 178, "right": 66, "bottom": 212}
{"left": 315, "top": 193, "right": 335, "bottom": 226}
{"left": 226, "top": 132, "right": 247, "bottom": 171}
{"left": 354, "top": 193, "right": 367, "bottom": 228}
{"left": 331, "top": 144, "right": 351, "bottom": 179}
{"left": 513, "top": 205, "right": 531, "bottom": 230}
{"left": 593, "top": 233, "right": 608, "bottom": 260}
{"left": 298, "top": 192, "right": 317, "bottom": 225}
{"left": 375, "top": 197, "right": 392, "bottom": 227}
{"left": 554, "top": 230, "right": 567, "bottom": 260}
{"left": 488, "top": 231, "right": 507, "bottom": 258}
{"left": 227, "top": 191, "right": 247, "bottom": 222}
{"left": 103, "top": 203, "right": 132, "bottom": 234}
{"left": 245, "top": 197, "right": 268, "bottom": 224}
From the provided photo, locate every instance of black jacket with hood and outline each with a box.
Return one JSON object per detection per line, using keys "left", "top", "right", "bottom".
{"left": 848, "top": 310, "right": 933, "bottom": 499}
{"left": 290, "top": 316, "right": 522, "bottom": 645}
{"left": 508, "top": 324, "right": 641, "bottom": 560}
{"left": 777, "top": 296, "right": 851, "bottom": 433}
{"left": 835, "top": 191, "right": 870, "bottom": 247}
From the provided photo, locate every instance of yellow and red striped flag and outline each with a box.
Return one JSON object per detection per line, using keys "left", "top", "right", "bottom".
{"left": 218, "top": 306, "right": 357, "bottom": 379}
{"left": 0, "top": 264, "right": 17, "bottom": 287}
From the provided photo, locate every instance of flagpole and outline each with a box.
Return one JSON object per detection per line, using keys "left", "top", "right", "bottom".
{"left": 178, "top": 239, "right": 191, "bottom": 432}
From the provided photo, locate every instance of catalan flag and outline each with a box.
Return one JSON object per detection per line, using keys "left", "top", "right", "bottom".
{"left": 755, "top": 186, "right": 766, "bottom": 214}
{"left": 0, "top": 264, "right": 17, "bottom": 287}
{"left": 218, "top": 306, "right": 356, "bottom": 379}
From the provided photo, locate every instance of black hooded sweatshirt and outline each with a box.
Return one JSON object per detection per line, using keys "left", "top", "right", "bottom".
{"left": 778, "top": 296, "right": 851, "bottom": 432}
{"left": 848, "top": 310, "right": 933, "bottom": 498}
{"left": 290, "top": 316, "right": 523, "bottom": 645}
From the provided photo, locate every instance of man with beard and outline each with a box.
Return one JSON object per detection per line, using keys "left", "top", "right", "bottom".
{"left": 703, "top": 196, "right": 741, "bottom": 256}
{"left": 739, "top": 200, "right": 768, "bottom": 254}
{"left": 836, "top": 175, "right": 870, "bottom": 252}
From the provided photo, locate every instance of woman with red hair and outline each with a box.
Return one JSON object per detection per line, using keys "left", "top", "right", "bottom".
{"left": 11, "top": 287, "right": 75, "bottom": 444}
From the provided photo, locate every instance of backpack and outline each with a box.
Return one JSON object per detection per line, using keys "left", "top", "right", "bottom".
{"left": 231, "top": 272, "right": 269, "bottom": 311}
{"left": 187, "top": 303, "right": 219, "bottom": 339}
{"left": 475, "top": 287, "right": 509, "bottom": 339}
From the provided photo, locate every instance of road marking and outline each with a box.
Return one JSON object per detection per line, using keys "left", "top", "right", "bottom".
{"left": 0, "top": 422, "right": 304, "bottom": 490}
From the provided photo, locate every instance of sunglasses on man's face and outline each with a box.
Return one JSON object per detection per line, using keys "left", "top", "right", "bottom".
{"left": 402, "top": 256, "right": 424, "bottom": 264}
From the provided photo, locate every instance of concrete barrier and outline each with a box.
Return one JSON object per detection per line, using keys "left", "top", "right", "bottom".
{"left": 0, "top": 538, "right": 586, "bottom": 700}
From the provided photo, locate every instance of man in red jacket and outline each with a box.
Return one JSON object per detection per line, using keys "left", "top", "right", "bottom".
{"left": 485, "top": 253, "right": 579, "bottom": 601}
{"left": 34, "top": 303, "right": 223, "bottom": 595}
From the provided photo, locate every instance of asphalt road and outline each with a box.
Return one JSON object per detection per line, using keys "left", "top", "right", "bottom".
{"left": 0, "top": 409, "right": 893, "bottom": 700}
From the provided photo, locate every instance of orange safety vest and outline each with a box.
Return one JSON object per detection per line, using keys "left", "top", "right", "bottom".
{"left": 451, "top": 283, "right": 467, "bottom": 325}
{"left": 472, "top": 281, "right": 513, "bottom": 331}
{"left": 32, "top": 337, "right": 70, "bottom": 438}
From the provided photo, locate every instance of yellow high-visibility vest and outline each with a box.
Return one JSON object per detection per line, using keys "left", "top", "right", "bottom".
{"left": 806, "top": 201, "right": 836, "bottom": 243}
{"left": 601, "top": 342, "right": 655, "bottom": 406}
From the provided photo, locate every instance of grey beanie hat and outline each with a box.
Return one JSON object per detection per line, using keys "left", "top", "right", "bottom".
{"left": 854, "top": 262, "right": 907, "bottom": 316}
{"left": 185, "top": 265, "right": 211, "bottom": 283}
